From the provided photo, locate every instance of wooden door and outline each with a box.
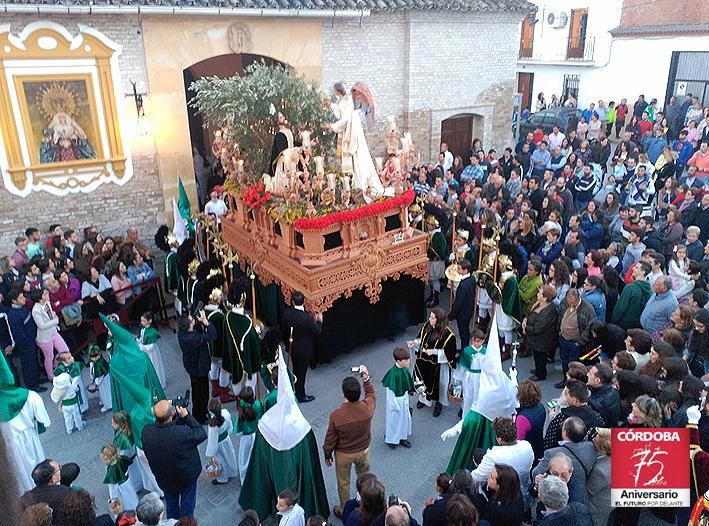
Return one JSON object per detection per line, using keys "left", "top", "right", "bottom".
{"left": 517, "top": 72, "right": 534, "bottom": 111}
{"left": 519, "top": 15, "right": 535, "bottom": 58}
{"left": 441, "top": 115, "right": 474, "bottom": 161}
{"left": 567, "top": 9, "right": 588, "bottom": 59}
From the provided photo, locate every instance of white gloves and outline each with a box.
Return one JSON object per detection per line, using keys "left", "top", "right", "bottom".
{"left": 441, "top": 420, "right": 463, "bottom": 442}
{"left": 687, "top": 405, "right": 701, "bottom": 426}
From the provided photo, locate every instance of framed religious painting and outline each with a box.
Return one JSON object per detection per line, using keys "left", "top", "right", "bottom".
{"left": 0, "top": 22, "right": 133, "bottom": 196}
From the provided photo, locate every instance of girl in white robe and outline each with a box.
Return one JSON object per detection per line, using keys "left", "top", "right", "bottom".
{"left": 89, "top": 346, "right": 112, "bottom": 412}
{"left": 101, "top": 443, "right": 139, "bottom": 512}
{"left": 112, "top": 411, "right": 163, "bottom": 497}
{"left": 206, "top": 399, "right": 239, "bottom": 484}
{"left": 0, "top": 390, "right": 51, "bottom": 494}
{"left": 137, "top": 313, "right": 166, "bottom": 389}
{"left": 234, "top": 386, "right": 264, "bottom": 485}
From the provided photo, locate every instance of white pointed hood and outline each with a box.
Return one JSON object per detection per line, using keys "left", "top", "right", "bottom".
{"left": 471, "top": 312, "right": 518, "bottom": 421}
{"left": 257, "top": 350, "right": 311, "bottom": 451}
{"left": 172, "top": 197, "right": 188, "bottom": 244}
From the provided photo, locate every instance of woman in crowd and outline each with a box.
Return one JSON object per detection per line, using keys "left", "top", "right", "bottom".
{"left": 582, "top": 275, "right": 607, "bottom": 321}
{"left": 625, "top": 395, "right": 664, "bottom": 428}
{"left": 81, "top": 265, "right": 113, "bottom": 319}
{"left": 600, "top": 191, "right": 620, "bottom": 218}
{"left": 588, "top": 428, "right": 612, "bottom": 526}
{"left": 576, "top": 117, "right": 589, "bottom": 141}
{"left": 584, "top": 250, "right": 604, "bottom": 277}
{"left": 625, "top": 328, "right": 652, "bottom": 372}
{"left": 344, "top": 479, "right": 386, "bottom": 526}
{"left": 662, "top": 209, "right": 685, "bottom": 261}
{"left": 547, "top": 260, "right": 571, "bottom": 306}
{"left": 515, "top": 380, "right": 545, "bottom": 459}
{"left": 519, "top": 258, "right": 544, "bottom": 317}
{"left": 483, "top": 464, "right": 524, "bottom": 526}
{"left": 656, "top": 178, "right": 678, "bottom": 223}
{"left": 639, "top": 341, "right": 677, "bottom": 380}
{"left": 686, "top": 308, "right": 709, "bottom": 377}
{"left": 109, "top": 261, "right": 133, "bottom": 308}
{"left": 31, "top": 287, "right": 71, "bottom": 380}
{"left": 587, "top": 320, "right": 626, "bottom": 360}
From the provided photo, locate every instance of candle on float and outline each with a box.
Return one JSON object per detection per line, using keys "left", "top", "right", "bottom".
{"left": 326, "top": 173, "right": 336, "bottom": 189}
{"left": 315, "top": 156, "right": 325, "bottom": 176}
{"left": 237, "top": 159, "right": 245, "bottom": 173}
{"left": 342, "top": 175, "right": 350, "bottom": 192}
{"left": 375, "top": 157, "right": 383, "bottom": 172}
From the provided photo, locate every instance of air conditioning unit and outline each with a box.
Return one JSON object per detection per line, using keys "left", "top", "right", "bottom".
{"left": 546, "top": 11, "right": 569, "bottom": 28}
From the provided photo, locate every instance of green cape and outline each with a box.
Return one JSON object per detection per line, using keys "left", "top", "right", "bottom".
{"left": 238, "top": 428, "right": 329, "bottom": 520}
{"left": 381, "top": 365, "right": 414, "bottom": 397}
{"left": 459, "top": 345, "right": 486, "bottom": 372}
{"left": 91, "top": 357, "right": 110, "bottom": 378}
{"left": 140, "top": 326, "right": 160, "bottom": 345}
{"left": 113, "top": 428, "right": 134, "bottom": 450}
{"left": 0, "top": 350, "right": 28, "bottom": 422}
{"left": 103, "top": 314, "right": 165, "bottom": 448}
{"left": 500, "top": 274, "right": 522, "bottom": 324}
{"left": 164, "top": 251, "right": 179, "bottom": 293}
{"left": 103, "top": 455, "right": 133, "bottom": 485}
{"left": 235, "top": 400, "right": 264, "bottom": 435}
{"left": 446, "top": 410, "right": 497, "bottom": 475}
{"left": 223, "top": 311, "right": 261, "bottom": 381}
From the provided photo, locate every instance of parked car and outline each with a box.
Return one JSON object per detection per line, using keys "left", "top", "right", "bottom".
{"left": 519, "top": 107, "right": 582, "bottom": 137}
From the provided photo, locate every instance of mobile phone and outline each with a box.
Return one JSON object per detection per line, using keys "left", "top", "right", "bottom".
{"left": 351, "top": 366, "right": 361, "bottom": 373}
{"left": 546, "top": 400, "right": 558, "bottom": 409}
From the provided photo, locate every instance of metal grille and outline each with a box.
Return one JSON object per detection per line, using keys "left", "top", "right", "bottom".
{"left": 562, "top": 75, "right": 580, "bottom": 104}
{"left": 667, "top": 51, "right": 709, "bottom": 106}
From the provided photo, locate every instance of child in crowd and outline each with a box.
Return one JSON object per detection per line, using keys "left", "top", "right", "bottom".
{"left": 50, "top": 371, "right": 84, "bottom": 434}
{"left": 101, "top": 443, "right": 139, "bottom": 512}
{"left": 205, "top": 398, "right": 239, "bottom": 485}
{"left": 276, "top": 488, "right": 305, "bottom": 526}
{"left": 669, "top": 243, "right": 690, "bottom": 291}
{"left": 53, "top": 350, "right": 88, "bottom": 413}
{"left": 136, "top": 311, "right": 166, "bottom": 388}
{"left": 456, "top": 329, "right": 487, "bottom": 418}
{"left": 234, "top": 386, "right": 264, "bottom": 485}
{"left": 59, "top": 462, "right": 81, "bottom": 489}
{"left": 112, "top": 411, "right": 142, "bottom": 493}
{"left": 382, "top": 347, "right": 414, "bottom": 449}
{"left": 423, "top": 472, "right": 453, "bottom": 516}
{"left": 88, "top": 344, "right": 112, "bottom": 413}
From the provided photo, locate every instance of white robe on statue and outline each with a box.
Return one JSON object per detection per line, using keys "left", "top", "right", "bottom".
{"left": 0, "top": 391, "right": 50, "bottom": 494}
{"left": 206, "top": 409, "right": 239, "bottom": 483}
{"left": 384, "top": 388, "right": 411, "bottom": 444}
{"left": 331, "top": 95, "right": 384, "bottom": 203}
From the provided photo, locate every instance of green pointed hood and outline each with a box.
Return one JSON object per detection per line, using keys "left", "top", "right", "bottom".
{"left": 0, "top": 350, "right": 28, "bottom": 422}
{"left": 102, "top": 314, "right": 165, "bottom": 448}
{"left": 178, "top": 178, "right": 195, "bottom": 235}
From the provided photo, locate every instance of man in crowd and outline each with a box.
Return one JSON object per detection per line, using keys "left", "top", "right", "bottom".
{"left": 323, "top": 366, "right": 376, "bottom": 518}
{"left": 19, "top": 459, "right": 72, "bottom": 522}
{"left": 176, "top": 310, "right": 216, "bottom": 424}
{"left": 612, "top": 261, "right": 652, "bottom": 329}
{"left": 281, "top": 291, "right": 322, "bottom": 403}
{"left": 142, "top": 400, "right": 207, "bottom": 519}
{"left": 587, "top": 363, "right": 621, "bottom": 427}
{"left": 556, "top": 289, "right": 595, "bottom": 387}
{"left": 640, "top": 276, "right": 678, "bottom": 334}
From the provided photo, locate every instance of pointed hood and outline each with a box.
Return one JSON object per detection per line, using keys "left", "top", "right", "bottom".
{"left": 103, "top": 314, "right": 164, "bottom": 448}
{"left": 178, "top": 178, "right": 195, "bottom": 235}
{"left": 0, "top": 349, "right": 28, "bottom": 422}
{"left": 471, "top": 313, "right": 517, "bottom": 421}
{"left": 258, "top": 349, "right": 311, "bottom": 451}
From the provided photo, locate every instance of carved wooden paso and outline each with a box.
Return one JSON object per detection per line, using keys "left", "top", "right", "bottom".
{"left": 221, "top": 200, "right": 429, "bottom": 314}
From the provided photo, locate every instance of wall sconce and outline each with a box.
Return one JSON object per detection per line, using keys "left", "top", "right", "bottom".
{"left": 131, "top": 79, "right": 153, "bottom": 137}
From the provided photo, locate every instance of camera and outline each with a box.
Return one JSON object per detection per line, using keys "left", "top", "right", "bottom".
{"left": 388, "top": 494, "right": 400, "bottom": 507}
{"left": 191, "top": 301, "right": 204, "bottom": 318}
{"left": 172, "top": 389, "right": 191, "bottom": 410}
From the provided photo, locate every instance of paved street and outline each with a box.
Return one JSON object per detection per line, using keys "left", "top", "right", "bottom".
{"left": 36, "top": 299, "right": 562, "bottom": 525}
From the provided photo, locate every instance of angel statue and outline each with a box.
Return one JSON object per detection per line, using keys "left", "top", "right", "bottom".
{"left": 322, "top": 82, "right": 384, "bottom": 204}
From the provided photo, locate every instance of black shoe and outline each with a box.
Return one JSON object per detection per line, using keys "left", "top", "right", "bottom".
{"left": 298, "top": 395, "right": 316, "bottom": 403}
{"left": 32, "top": 386, "right": 48, "bottom": 393}
{"left": 433, "top": 402, "right": 442, "bottom": 417}
{"left": 530, "top": 368, "right": 537, "bottom": 375}
{"left": 458, "top": 408, "right": 463, "bottom": 419}
{"left": 546, "top": 356, "right": 555, "bottom": 363}
{"left": 529, "top": 374, "right": 546, "bottom": 382}
{"left": 427, "top": 292, "right": 440, "bottom": 308}
{"left": 554, "top": 380, "right": 566, "bottom": 389}
{"left": 399, "top": 439, "right": 412, "bottom": 448}
{"left": 416, "top": 401, "right": 425, "bottom": 409}
{"left": 211, "top": 479, "right": 228, "bottom": 485}
{"left": 386, "top": 443, "right": 397, "bottom": 449}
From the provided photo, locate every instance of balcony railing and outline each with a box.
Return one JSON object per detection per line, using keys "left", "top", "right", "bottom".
{"left": 518, "top": 36, "right": 595, "bottom": 62}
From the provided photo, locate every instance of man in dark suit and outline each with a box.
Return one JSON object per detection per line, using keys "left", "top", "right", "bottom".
{"left": 281, "top": 291, "right": 322, "bottom": 403}
{"left": 448, "top": 259, "right": 474, "bottom": 351}
{"left": 19, "top": 459, "right": 72, "bottom": 522}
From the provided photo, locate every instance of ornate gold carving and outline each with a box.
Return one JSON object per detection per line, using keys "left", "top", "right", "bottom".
{"left": 356, "top": 242, "right": 385, "bottom": 279}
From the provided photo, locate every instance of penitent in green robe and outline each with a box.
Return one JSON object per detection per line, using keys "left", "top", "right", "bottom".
{"left": 223, "top": 310, "right": 261, "bottom": 383}
{"left": 446, "top": 410, "right": 497, "bottom": 475}
{"left": 164, "top": 250, "right": 179, "bottom": 294}
{"left": 238, "top": 428, "right": 330, "bottom": 520}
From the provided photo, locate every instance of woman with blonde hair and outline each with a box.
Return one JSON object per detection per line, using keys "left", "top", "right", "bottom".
{"left": 588, "top": 428, "right": 612, "bottom": 526}
{"left": 626, "top": 395, "right": 664, "bottom": 428}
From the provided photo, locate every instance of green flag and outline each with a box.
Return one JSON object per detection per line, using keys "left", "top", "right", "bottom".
{"left": 178, "top": 178, "right": 195, "bottom": 235}
{"left": 0, "top": 348, "right": 28, "bottom": 422}
{"left": 102, "top": 314, "right": 165, "bottom": 448}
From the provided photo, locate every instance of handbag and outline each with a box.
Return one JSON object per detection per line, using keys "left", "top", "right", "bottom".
{"left": 61, "top": 303, "right": 83, "bottom": 327}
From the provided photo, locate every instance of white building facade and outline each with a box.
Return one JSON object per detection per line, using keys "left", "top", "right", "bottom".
{"left": 516, "top": 0, "right": 709, "bottom": 111}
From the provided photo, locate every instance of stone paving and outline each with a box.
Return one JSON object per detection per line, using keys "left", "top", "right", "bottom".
{"left": 35, "top": 296, "right": 563, "bottom": 525}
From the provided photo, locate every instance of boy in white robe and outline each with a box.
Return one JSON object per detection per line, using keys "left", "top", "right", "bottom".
{"left": 382, "top": 347, "right": 414, "bottom": 449}
{"left": 205, "top": 398, "right": 239, "bottom": 485}
{"left": 89, "top": 345, "right": 112, "bottom": 413}
{"left": 50, "top": 372, "right": 85, "bottom": 434}
{"left": 455, "top": 329, "right": 486, "bottom": 419}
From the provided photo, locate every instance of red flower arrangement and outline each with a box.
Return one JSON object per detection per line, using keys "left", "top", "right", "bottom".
{"left": 293, "top": 190, "right": 415, "bottom": 231}
{"left": 241, "top": 180, "right": 271, "bottom": 209}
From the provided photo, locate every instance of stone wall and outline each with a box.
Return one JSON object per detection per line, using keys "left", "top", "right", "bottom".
{"left": 0, "top": 16, "right": 164, "bottom": 255}
{"left": 322, "top": 11, "right": 522, "bottom": 162}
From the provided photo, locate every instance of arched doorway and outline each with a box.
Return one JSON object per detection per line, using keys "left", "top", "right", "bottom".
{"left": 440, "top": 113, "right": 484, "bottom": 162}
{"left": 182, "top": 53, "right": 288, "bottom": 205}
